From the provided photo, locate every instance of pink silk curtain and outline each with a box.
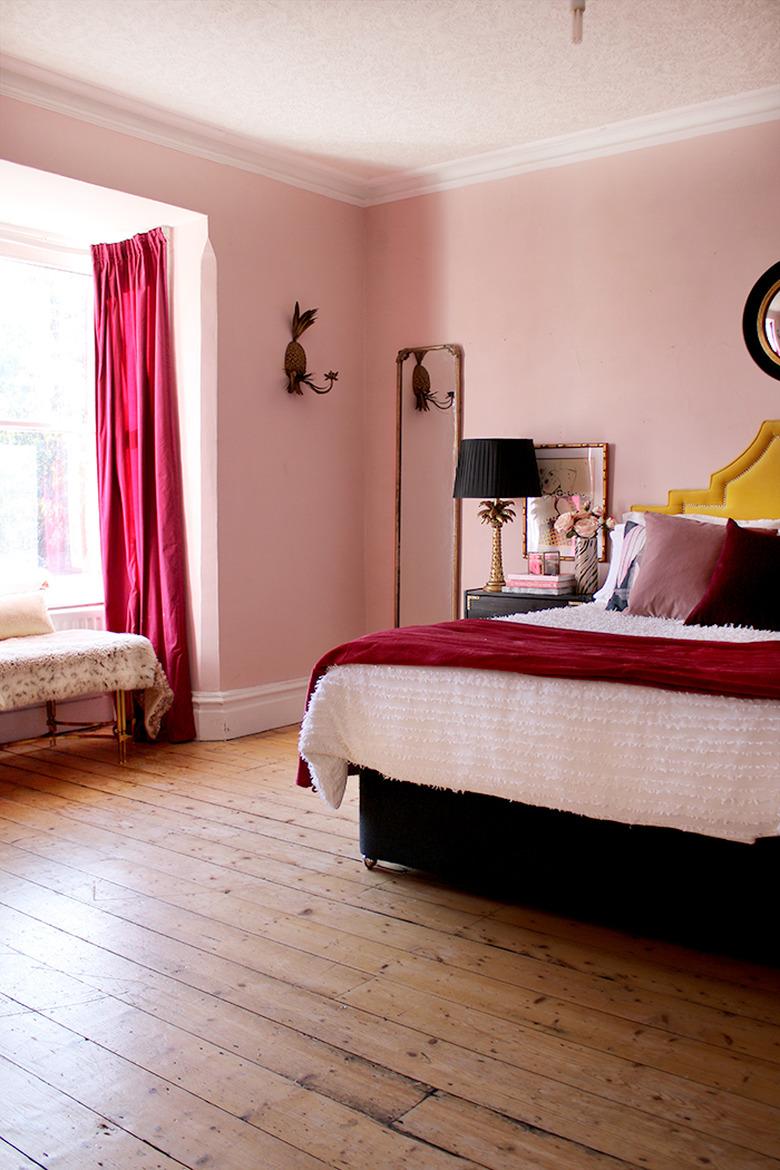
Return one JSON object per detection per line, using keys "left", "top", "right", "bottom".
{"left": 92, "top": 227, "right": 195, "bottom": 742}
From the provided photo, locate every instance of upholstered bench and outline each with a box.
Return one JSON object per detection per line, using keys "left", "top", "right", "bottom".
{"left": 0, "top": 628, "right": 173, "bottom": 762}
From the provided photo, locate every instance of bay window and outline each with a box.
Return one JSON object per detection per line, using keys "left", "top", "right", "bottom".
{"left": 0, "top": 249, "right": 102, "bottom": 608}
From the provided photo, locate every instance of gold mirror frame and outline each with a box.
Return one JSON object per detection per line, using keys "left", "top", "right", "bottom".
{"left": 394, "top": 344, "right": 463, "bottom": 626}
{"left": 743, "top": 262, "right": 780, "bottom": 381}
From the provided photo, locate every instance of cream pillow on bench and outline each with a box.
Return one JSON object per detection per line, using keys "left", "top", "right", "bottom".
{"left": 0, "top": 591, "right": 55, "bottom": 640}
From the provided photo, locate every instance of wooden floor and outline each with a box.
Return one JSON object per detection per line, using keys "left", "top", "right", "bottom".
{"left": 0, "top": 731, "right": 778, "bottom": 1170}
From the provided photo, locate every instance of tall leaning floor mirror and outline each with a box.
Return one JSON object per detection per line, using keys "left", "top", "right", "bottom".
{"left": 394, "top": 344, "right": 463, "bottom": 626}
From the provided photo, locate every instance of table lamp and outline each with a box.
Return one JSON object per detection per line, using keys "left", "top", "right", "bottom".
{"left": 453, "top": 437, "right": 541, "bottom": 592}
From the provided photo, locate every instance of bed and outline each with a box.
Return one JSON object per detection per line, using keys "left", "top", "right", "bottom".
{"left": 298, "top": 421, "right": 780, "bottom": 961}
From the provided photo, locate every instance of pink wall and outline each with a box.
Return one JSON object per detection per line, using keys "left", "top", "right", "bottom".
{"left": 364, "top": 121, "right": 780, "bottom": 628}
{"left": 0, "top": 96, "right": 366, "bottom": 691}
{"left": 1, "top": 97, "right": 779, "bottom": 703}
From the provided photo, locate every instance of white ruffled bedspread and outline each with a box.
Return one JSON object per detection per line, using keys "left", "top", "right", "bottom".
{"left": 0, "top": 629, "right": 173, "bottom": 738}
{"left": 299, "top": 607, "right": 780, "bottom": 842}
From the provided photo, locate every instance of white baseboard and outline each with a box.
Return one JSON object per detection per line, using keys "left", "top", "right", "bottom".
{"left": 192, "top": 677, "right": 308, "bottom": 741}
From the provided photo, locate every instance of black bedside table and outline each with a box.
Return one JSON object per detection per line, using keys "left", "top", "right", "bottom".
{"left": 464, "top": 588, "right": 593, "bottom": 618}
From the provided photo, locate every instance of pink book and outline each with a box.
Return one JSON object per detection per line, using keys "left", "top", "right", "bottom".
{"left": 505, "top": 576, "right": 575, "bottom": 589}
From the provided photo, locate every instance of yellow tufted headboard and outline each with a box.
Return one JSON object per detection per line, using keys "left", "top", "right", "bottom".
{"left": 632, "top": 420, "right": 780, "bottom": 520}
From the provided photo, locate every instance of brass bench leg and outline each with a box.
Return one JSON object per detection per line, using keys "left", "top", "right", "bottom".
{"left": 46, "top": 700, "right": 57, "bottom": 748}
{"left": 115, "top": 689, "right": 131, "bottom": 765}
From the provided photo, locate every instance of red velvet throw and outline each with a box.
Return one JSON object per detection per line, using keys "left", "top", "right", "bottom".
{"left": 297, "top": 619, "right": 780, "bottom": 787}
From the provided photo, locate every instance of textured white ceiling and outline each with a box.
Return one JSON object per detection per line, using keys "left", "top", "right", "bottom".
{"left": 1, "top": 0, "right": 778, "bottom": 180}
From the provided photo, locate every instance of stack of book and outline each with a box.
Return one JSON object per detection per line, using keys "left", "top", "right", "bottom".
{"left": 503, "top": 573, "right": 577, "bottom": 595}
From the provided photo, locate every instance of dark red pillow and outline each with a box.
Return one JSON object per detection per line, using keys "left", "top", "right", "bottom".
{"left": 685, "top": 519, "right": 780, "bottom": 631}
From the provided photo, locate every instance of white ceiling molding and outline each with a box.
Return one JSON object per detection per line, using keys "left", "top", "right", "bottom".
{"left": 2, "top": 55, "right": 778, "bottom": 209}
{"left": 0, "top": 56, "right": 367, "bottom": 207}
{"left": 365, "top": 87, "right": 780, "bottom": 205}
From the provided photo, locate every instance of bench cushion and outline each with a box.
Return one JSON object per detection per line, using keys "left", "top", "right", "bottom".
{"left": 0, "top": 629, "right": 173, "bottom": 738}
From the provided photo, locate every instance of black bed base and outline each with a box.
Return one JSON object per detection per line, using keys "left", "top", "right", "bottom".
{"left": 358, "top": 770, "right": 780, "bottom": 965}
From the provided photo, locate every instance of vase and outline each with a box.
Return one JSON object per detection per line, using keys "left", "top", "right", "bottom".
{"left": 574, "top": 535, "right": 598, "bottom": 596}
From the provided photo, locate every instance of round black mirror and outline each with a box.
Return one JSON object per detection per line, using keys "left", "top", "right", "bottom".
{"left": 743, "top": 261, "right": 780, "bottom": 381}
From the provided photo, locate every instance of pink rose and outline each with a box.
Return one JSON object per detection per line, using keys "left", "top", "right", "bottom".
{"left": 554, "top": 512, "right": 575, "bottom": 535}
{"left": 574, "top": 516, "right": 599, "bottom": 539}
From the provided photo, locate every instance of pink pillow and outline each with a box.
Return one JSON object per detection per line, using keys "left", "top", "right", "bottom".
{"left": 627, "top": 512, "right": 727, "bottom": 620}
{"left": 685, "top": 519, "right": 780, "bottom": 631}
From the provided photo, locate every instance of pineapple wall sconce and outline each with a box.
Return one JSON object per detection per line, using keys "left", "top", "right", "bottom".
{"left": 284, "top": 302, "right": 338, "bottom": 395}
{"left": 404, "top": 349, "right": 455, "bottom": 412}
{"left": 412, "top": 351, "right": 455, "bottom": 411}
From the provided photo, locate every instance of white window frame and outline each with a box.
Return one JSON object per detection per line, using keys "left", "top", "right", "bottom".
{"left": 0, "top": 224, "right": 103, "bottom": 621}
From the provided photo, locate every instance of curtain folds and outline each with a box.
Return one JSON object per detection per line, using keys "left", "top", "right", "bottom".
{"left": 92, "top": 227, "right": 195, "bottom": 742}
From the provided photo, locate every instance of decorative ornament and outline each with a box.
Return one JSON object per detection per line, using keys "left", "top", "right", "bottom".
{"left": 284, "top": 302, "right": 338, "bottom": 395}
{"left": 411, "top": 350, "right": 455, "bottom": 411}
{"left": 571, "top": 0, "right": 585, "bottom": 43}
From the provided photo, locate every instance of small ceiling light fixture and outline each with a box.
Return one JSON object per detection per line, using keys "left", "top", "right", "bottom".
{"left": 570, "top": 0, "right": 585, "bottom": 43}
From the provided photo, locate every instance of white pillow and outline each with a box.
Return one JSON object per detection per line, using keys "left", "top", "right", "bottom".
{"left": 687, "top": 515, "right": 780, "bottom": 530}
{"left": 0, "top": 591, "right": 55, "bottom": 640}
{"left": 624, "top": 510, "right": 780, "bottom": 530}
{"left": 593, "top": 524, "right": 625, "bottom": 606}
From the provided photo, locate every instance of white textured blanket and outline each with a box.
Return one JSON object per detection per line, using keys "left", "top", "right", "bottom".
{"left": 299, "top": 607, "right": 780, "bottom": 842}
{"left": 0, "top": 629, "right": 173, "bottom": 738}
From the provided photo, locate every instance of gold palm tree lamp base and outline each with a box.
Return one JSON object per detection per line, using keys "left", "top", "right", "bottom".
{"left": 478, "top": 498, "right": 516, "bottom": 592}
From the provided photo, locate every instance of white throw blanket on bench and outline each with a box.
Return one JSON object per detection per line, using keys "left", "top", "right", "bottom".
{"left": 0, "top": 629, "right": 173, "bottom": 738}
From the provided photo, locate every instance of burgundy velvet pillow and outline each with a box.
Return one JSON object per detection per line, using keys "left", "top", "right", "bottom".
{"left": 627, "top": 512, "right": 728, "bottom": 620}
{"left": 685, "top": 519, "right": 780, "bottom": 631}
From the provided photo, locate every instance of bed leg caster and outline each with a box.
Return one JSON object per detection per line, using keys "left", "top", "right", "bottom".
{"left": 363, "top": 857, "right": 378, "bottom": 870}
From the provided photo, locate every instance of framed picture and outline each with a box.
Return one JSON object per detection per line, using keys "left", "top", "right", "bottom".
{"left": 523, "top": 443, "right": 608, "bottom": 561}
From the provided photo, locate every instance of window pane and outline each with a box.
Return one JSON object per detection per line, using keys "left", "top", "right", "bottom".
{"left": 0, "top": 255, "right": 102, "bottom": 606}
{"left": 0, "top": 257, "right": 93, "bottom": 427}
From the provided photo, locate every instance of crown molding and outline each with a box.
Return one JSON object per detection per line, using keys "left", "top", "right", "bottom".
{"left": 1, "top": 55, "right": 778, "bottom": 209}
{"left": 364, "top": 86, "right": 780, "bottom": 204}
{"left": 0, "top": 55, "right": 367, "bottom": 206}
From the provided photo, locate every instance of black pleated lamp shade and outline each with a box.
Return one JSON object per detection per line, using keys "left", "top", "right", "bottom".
{"left": 453, "top": 438, "right": 541, "bottom": 500}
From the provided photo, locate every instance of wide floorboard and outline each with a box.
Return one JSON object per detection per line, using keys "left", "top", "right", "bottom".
{"left": 0, "top": 729, "right": 778, "bottom": 1170}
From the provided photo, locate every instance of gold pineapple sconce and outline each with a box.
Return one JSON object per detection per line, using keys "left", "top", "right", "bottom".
{"left": 285, "top": 302, "right": 338, "bottom": 395}
{"left": 411, "top": 350, "right": 454, "bottom": 411}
